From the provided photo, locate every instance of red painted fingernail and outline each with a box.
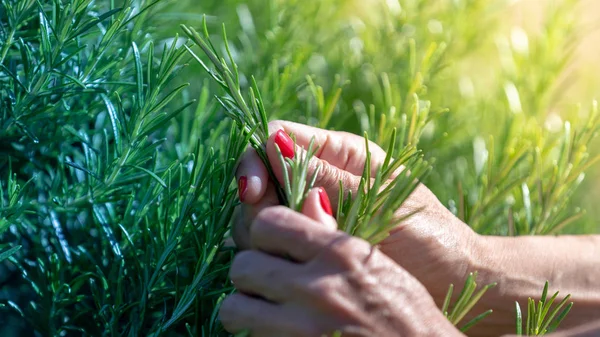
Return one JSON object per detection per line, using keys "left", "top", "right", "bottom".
{"left": 318, "top": 187, "right": 333, "bottom": 216}
{"left": 238, "top": 176, "right": 247, "bottom": 202}
{"left": 274, "top": 129, "right": 295, "bottom": 159}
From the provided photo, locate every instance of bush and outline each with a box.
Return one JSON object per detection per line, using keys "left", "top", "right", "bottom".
{"left": 0, "top": 0, "right": 597, "bottom": 335}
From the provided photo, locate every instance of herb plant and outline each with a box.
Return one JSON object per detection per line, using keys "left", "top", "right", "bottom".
{"left": 515, "top": 281, "right": 574, "bottom": 336}
{"left": 442, "top": 272, "right": 497, "bottom": 333}
{"left": 1, "top": 0, "right": 597, "bottom": 335}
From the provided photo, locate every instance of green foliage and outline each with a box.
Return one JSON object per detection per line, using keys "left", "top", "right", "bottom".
{"left": 183, "top": 19, "right": 431, "bottom": 244}
{"left": 515, "top": 281, "right": 574, "bottom": 335}
{"left": 275, "top": 137, "right": 321, "bottom": 212}
{"left": 441, "top": 272, "right": 496, "bottom": 332}
{"left": 181, "top": 21, "right": 286, "bottom": 206}
{"left": 336, "top": 134, "right": 430, "bottom": 243}
{"left": 451, "top": 107, "right": 600, "bottom": 235}
{"left": 0, "top": 0, "right": 597, "bottom": 335}
{"left": 0, "top": 0, "right": 239, "bottom": 335}
{"left": 0, "top": 161, "right": 26, "bottom": 261}
{"left": 423, "top": 0, "right": 599, "bottom": 236}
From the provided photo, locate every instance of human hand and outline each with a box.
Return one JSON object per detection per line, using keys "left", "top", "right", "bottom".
{"left": 221, "top": 188, "right": 462, "bottom": 336}
{"left": 232, "top": 120, "right": 479, "bottom": 301}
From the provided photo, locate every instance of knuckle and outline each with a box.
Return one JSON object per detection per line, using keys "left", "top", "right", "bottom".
{"left": 229, "top": 251, "right": 256, "bottom": 283}
{"left": 315, "top": 161, "right": 343, "bottom": 189}
{"left": 251, "top": 206, "right": 320, "bottom": 249}
{"left": 366, "top": 140, "right": 386, "bottom": 157}
{"left": 251, "top": 329, "right": 270, "bottom": 337}
{"left": 323, "top": 235, "right": 371, "bottom": 270}
{"left": 336, "top": 130, "right": 383, "bottom": 156}
{"left": 251, "top": 206, "right": 288, "bottom": 237}
{"left": 299, "top": 276, "right": 339, "bottom": 301}
{"left": 254, "top": 206, "right": 289, "bottom": 225}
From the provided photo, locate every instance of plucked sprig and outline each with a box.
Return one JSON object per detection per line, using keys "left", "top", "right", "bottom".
{"left": 275, "top": 136, "right": 321, "bottom": 212}
{"left": 337, "top": 129, "right": 431, "bottom": 244}
{"left": 515, "top": 281, "right": 573, "bottom": 335}
{"left": 441, "top": 272, "right": 496, "bottom": 332}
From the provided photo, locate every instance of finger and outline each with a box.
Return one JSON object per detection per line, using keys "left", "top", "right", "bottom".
{"left": 236, "top": 147, "right": 269, "bottom": 204}
{"left": 232, "top": 182, "right": 279, "bottom": 250}
{"left": 230, "top": 250, "right": 300, "bottom": 302}
{"left": 219, "top": 293, "right": 280, "bottom": 334}
{"left": 267, "top": 120, "right": 388, "bottom": 175}
{"left": 250, "top": 206, "right": 343, "bottom": 262}
{"left": 267, "top": 129, "right": 361, "bottom": 209}
{"left": 301, "top": 188, "right": 337, "bottom": 232}
{"left": 220, "top": 293, "right": 320, "bottom": 336}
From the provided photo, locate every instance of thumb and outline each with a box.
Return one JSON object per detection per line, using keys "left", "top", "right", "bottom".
{"left": 266, "top": 129, "right": 362, "bottom": 210}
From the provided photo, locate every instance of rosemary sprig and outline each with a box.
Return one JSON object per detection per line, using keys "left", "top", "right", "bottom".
{"left": 515, "top": 281, "right": 573, "bottom": 335}
{"left": 182, "top": 18, "right": 287, "bottom": 203}
{"left": 182, "top": 20, "right": 432, "bottom": 236}
{"left": 337, "top": 129, "right": 432, "bottom": 244}
{"left": 442, "top": 272, "right": 496, "bottom": 332}
{"left": 275, "top": 136, "right": 321, "bottom": 212}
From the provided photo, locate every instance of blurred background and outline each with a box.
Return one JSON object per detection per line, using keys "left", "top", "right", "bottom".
{"left": 157, "top": 0, "right": 600, "bottom": 235}
{"left": 509, "top": 0, "right": 600, "bottom": 233}
{"left": 510, "top": 0, "right": 600, "bottom": 104}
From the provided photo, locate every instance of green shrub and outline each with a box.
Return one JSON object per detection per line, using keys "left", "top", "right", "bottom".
{"left": 0, "top": 0, "right": 596, "bottom": 335}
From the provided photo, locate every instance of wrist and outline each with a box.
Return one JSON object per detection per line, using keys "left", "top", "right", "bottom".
{"left": 468, "top": 235, "right": 514, "bottom": 302}
{"left": 454, "top": 234, "right": 600, "bottom": 337}
{"left": 453, "top": 235, "right": 519, "bottom": 337}
{"left": 427, "top": 215, "right": 484, "bottom": 300}
{"left": 468, "top": 234, "right": 499, "bottom": 281}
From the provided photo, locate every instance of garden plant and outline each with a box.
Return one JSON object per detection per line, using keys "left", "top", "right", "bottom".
{"left": 0, "top": 0, "right": 598, "bottom": 335}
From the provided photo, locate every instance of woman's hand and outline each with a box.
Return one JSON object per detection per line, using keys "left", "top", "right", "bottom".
{"left": 221, "top": 188, "right": 462, "bottom": 336}
{"left": 232, "top": 120, "right": 478, "bottom": 301}
{"left": 232, "top": 121, "right": 600, "bottom": 336}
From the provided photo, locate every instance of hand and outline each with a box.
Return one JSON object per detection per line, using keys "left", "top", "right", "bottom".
{"left": 233, "top": 120, "right": 479, "bottom": 301}
{"left": 221, "top": 188, "right": 462, "bottom": 336}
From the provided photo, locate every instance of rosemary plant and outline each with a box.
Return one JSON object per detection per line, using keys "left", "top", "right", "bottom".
{"left": 0, "top": 0, "right": 596, "bottom": 335}
{"left": 182, "top": 19, "right": 431, "bottom": 244}
{"left": 337, "top": 131, "right": 431, "bottom": 243}
{"left": 181, "top": 19, "right": 288, "bottom": 204}
{"left": 515, "top": 281, "right": 574, "bottom": 335}
{"left": 275, "top": 137, "right": 321, "bottom": 212}
{"left": 441, "top": 272, "right": 497, "bottom": 333}
{"left": 0, "top": 0, "right": 240, "bottom": 335}
{"left": 0, "top": 162, "right": 25, "bottom": 262}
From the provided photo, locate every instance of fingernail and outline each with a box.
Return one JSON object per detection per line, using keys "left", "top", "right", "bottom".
{"left": 238, "top": 176, "right": 247, "bottom": 202}
{"left": 318, "top": 187, "right": 333, "bottom": 216}
{"left": 274, "top": 129, "right": 295, "bottom": 159}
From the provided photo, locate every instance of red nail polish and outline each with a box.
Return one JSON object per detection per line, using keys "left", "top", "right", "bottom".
{"left": 238, "top": 176, "right": 247, "bottom": 202}
{"left": 274, "top": 129, "right": 295, "bottom": 159}
{"left": 318, "top": 187, "right": 333, "bottom": 216}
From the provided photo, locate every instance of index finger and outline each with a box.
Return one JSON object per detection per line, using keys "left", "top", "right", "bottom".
{"left": 268, "top": 120, "right": 388, "bottom": 176}
{"left": 250, "top": 206, "right": 340, "bottom": 262}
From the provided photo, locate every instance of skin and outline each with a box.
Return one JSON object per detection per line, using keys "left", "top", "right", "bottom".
{"left": 221, "top": 192, "right": 459, "bottom": 336}
{"left": 225, "top": 120, "right": 600, "bottom": 336}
